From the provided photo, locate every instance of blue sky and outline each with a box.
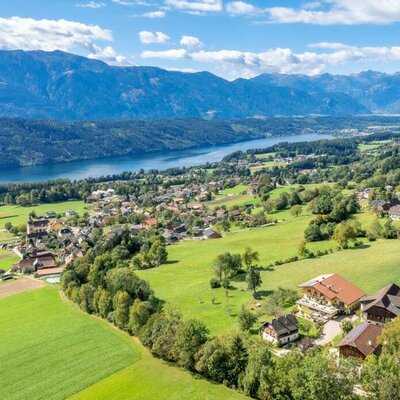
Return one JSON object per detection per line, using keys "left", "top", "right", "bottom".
{"left": 2, "top": 0, "right": 400, "bottom": 79}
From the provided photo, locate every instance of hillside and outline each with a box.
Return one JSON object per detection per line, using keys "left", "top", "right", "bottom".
{"left": 0, "top": 288, "right": 246, "bottom": 400}
{"left": 1, "top": 116, "right": 400, "bottom": 167}
{"left": 0, "top": 50, "right": 368, "bottom": 120}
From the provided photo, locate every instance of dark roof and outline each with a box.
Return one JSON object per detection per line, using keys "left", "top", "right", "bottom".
{"left": 174, "top": 225, "right": 187, "bottom": 234}
{"left": 203, "top": 228, "right": 221, "bottom": 238}
{"left": 338, "top": 322, "right": 382, "bottom": 357}
{"left": 371, "top": 200, "right": 387, "bottom": 207}
{"left": 27, "top": 231, "right": 48, "bottom": 239}
{"left": 263, "top": 315, "right": 299, "bottom": 336}
{"left": 28, "top": 219, "right": 49, "bottom": 227}
{"left": 361, "top": 283, "right": 400, "bottom": 316}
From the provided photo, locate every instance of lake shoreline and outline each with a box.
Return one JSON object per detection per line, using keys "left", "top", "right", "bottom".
{"left": 0, "top": 133, "right": 332, "bottom": 183}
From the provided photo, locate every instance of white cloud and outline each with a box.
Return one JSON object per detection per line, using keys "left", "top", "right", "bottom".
{"left": 140, "top": 43, "right": 400, "bottom": 79}
{"left": 88, "top": 45, "right": 130, "bottom": 65}
{"left": 165, "top": 66, "right": 199, "bottom": 73}
{"left": 165, "top": 0, "right": 223, "bottom": 13}
{"left": 0, "top": 16, "right": 130, "bottom": 66}
{"left": 180, "top": 35, "right": 203, "bottom": 49}
{"left": 302, "top": 2, "right": 321, "bottom": 11}
{"left": 308, "top": 42, "right": 354, "bottom": 50}
{"left": 112, "top": 0, "right": 133, "bottom": 5}
{"left": 266, "top": 0, "right": 400, "bottom": 25}
{"left": 138, "top": 31, "right": 170, "bottom": 44}
{"left": 226, "top": 1, "right": 260, "bottom": 16}
{"left": 0, "top": 16, "right": 112, "bottom": 52}
{"left": 142, "top": 48, "right": 188, "bottom": 59}
{"left": 142, "top": 11, "right": 166, "bottom": 18}
{"left": 76, "top": 1, "right": 105, "bottom": 8}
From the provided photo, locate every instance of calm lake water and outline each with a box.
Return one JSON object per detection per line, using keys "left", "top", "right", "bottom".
{"left": 0, "top": 133, "right": 331, "bottom": 183}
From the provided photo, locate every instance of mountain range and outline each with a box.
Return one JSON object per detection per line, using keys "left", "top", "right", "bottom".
{"left": 1, "top": 49, "right": 393, "bottom": 120}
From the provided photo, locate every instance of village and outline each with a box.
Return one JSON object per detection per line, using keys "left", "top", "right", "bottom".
{"left": 1, "top": 165, "right": 400, "bottom": 363}
{"left": 1, "top": 136, "right": 400, "bottom": 400}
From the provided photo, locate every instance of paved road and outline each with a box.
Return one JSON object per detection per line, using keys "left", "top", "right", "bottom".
{"left": 315, "top": 314, "right": 358, "bottom": 346}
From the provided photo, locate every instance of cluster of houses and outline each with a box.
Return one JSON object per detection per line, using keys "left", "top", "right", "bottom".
{"left": 13, "top": 211, "right": 88, "bottom": 280}
{"left": 84, "top": 180, "right": 258, "bottom": 244}
{"left": 272, "top": 153, "right": 322, "bottom": 165}
{"left": 261, "top": 273, "right": 400, "bottom": 361}
{"left": 9, "top": 179, "right": 256, "bottom": 280}
{"left": 370, "top": 198, "right": 400, "bottom": 220}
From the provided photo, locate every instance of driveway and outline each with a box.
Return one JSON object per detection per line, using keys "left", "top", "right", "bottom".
{"left": 315, "top": 314, "right": 358, "bottom": 346}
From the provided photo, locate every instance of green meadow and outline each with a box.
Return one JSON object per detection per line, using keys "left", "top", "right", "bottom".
{"left": 138, "top": 184, "right": 399, "bottom": 335}
{"left": 0, "top": 288, "right": 246, "bottom": 400}
{"left": 0, "top": 200, "right": 88, "bottom": 227}
{"left": 137, "top": 208, "right": 338, "bottom": 335}
{"left": 71, "top": 340, "right": 247, "bottom": 400}
{"left": 0, "top": 250, "right": 19, "bottom": 271}
{"left": 139, "top": 233, "right": 400, "bottom": 335}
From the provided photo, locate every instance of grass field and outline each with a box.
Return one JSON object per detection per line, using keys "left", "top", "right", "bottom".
{"left": 0, "top": 288, "right": 246, "bottom": 400}
{"left": 358, "top": 141, "right": 388, "bottom": 153}
{"left": 250, "top": 160, "right": 287, "bottom": 172}
{"left": 137, "top": 185, "right": 398, "bottom": 335}
{"left": 71, "top": 340, "right": 247, "bottom": 400}
{"left": 137, "top": 208, "right": 338, "bottom": 335}
{"left": 0, "top": 250, "right": 18, "bottom": 271}
{"left": 0, "top": 201, "right": 88, "bottom": 228}
{"left": 206, "top": 194, "right": 260, "bottom": 209}
{"left": 219, "top": 184, "right": 249, "bottom": 195}
{"left": 138, "top": 234, "right": 400, "bottom": 335}
{"left": 205, "top": 184, "right": 259, "bottom": 209}
{"left": 0, "top": 288, "right": 139, "bottom": 400}
{"left": 0, "top": 229, "right": 16, "bottom": 243}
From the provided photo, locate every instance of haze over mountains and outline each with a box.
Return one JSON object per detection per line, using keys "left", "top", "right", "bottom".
{"left": 4, "top": 49, "right": 400, "bottom": 121}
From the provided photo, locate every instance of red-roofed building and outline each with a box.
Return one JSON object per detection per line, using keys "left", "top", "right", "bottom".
{"left": 297, "top": 274, "right": 365, "bottom": 319}
{"left": 142, "top": 218, "right": 158, "bottom": 229}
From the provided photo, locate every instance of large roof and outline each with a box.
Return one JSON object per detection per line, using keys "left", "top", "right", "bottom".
{"left": 300, "top": 273, "right": 365, "bottom": 305}
{"left": 18, "top": 254, "right": 56, "bottom": 270}
{"left": 338, "top": 322, "right": 382, "bottom": 357}
{"left": 263, "top": 314, "right": 299, "bottom": 336}
{"left": 361, "top": 283, "right": 400, "bottom": 316}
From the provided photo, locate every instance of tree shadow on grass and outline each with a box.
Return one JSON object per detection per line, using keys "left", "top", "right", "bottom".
{"left": 257, "top": 289, "right": 274, "bottom": 298}
{"left": 349, "top": 244, "right": 371, "bottom": 250}
{"left": 260, "top": 265, "right": 275, "bottom": 272}
{"left": 164, "top": 259, "right": 179, "bottom": 265}
{"left": 230, "top": 273, "right": 245, "bottom": 282}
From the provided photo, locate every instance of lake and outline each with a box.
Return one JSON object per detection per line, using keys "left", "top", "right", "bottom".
{"left": 0, "top": 133, "right": 331, "bottom": 183}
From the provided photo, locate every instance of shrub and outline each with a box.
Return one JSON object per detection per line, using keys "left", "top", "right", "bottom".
{"left": 210, "top": 278, "right": 221, "bottom": 289}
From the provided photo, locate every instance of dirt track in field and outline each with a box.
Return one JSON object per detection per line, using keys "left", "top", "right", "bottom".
{"left": 0, "top": 278, "right": 44, "bottom": 299}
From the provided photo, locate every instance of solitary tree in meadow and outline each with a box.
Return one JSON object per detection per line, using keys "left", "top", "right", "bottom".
{"left": 246, "top": 267, "right": 262, "bottom": 293}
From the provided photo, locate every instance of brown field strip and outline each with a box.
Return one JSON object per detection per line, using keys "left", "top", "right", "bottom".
{"left": 0, "top": 214, "right": 18, "bottom": 219}
{"left": 0, "top": 278, "right": 45, "bottom": 299}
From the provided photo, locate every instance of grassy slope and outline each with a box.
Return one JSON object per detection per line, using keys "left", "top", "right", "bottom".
{"left": 138, "top": 183, "right": 398, "bottom": 335}
{"left": 139, "top": 236, "right": 399, "bottom": 336}
{"left": 0, "top": 230, "right": 14, "bottom": 243}
{"left": 0, "top": 253, "right": 19, "bottom": 271}
{"left": 71, "top": 340, "right": 247, "bottom": 400}
{"left": 0, "top": 288, "right": 139, "bottom": 400}
{"left": 0, "top": 288, "right": 246, "bottom": 400}
{"left": 0, "top": 201, "right": 88, "bottom": 227}
{"left": 264, "top": 239, "right": 400, "bottom": 295}
{"left": 137, "top": 210, "right": 337, "bottom": 335}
